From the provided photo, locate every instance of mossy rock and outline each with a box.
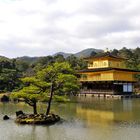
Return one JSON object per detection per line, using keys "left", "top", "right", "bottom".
{"left": 1, "top": 95, "right": 9, "bottom": 102}
{"left": 15, "top": 114, "right": 60, "bottom": 125}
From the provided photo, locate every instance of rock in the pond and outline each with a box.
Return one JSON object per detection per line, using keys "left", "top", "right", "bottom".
{"left": 3, "top": 115, "right": 10, "bottom": 120}
{"left": 1, "top": 95, "right": 9, "bottom": 102}
{"left": 16, "top": 110, "right": 24, "bottom": 117}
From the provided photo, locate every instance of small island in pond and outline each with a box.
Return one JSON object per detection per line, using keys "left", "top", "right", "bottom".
{"left": 15, "top": 111, "right": 60, "bottom": 125}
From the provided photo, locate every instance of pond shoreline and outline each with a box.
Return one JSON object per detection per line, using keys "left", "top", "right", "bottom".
{"left": 77, "top": 93, "right": 140, "bottom": 99}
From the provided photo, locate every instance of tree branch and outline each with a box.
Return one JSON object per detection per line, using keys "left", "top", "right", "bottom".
{"left": 54, "top": 81, "right": 63, "bottom": 90}
{"left": 25, "top": 98, "right": 34, "bottom": 106}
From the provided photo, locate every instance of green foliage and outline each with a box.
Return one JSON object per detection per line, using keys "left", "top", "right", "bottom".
{"left": 11, "top": 76, "right": 49, "bottom": 114}
{"left": 33, "top": 56, "right": 54, "bottom": 72}
{"left": 0, "top": 57, "right": 20, "bottom": 92}
{"left": 11, "top": 86, "right": 41, "bottom": 100}
{"left": 55, "top": 74, "right": 80, "bottom": 95}
{"left": 37, "top": 62, "right": 80, "bottom": 115}
{"left": 37, "top": 62, "right": 79, "bottom": 91}
{"left": 11, "top": 62, "right": 80, "bottom": 114}
{"left": 119, "top": 47, "right": 140, "bottom": 70}
{"left": 12, "top": 62, "right": 80, "bottom": 100}
{"left": 111, "top": 49, "right": 119, "bottom": 56}
{"left": 66, "top": 55, "right": 87, "bottom": 70}
{"left": 14, "top": 60, "right": 29, "bottom": 72}
{"left": 53, "top": 95, "right": 70, "bottom": 102}
{"left": 35, "top": 62, "right": 80, "bottom": 97}
{"left": 53, "top": 54, "right": 65, "bottom": 63}
{"left": 11, "top": 77, "right": 46, "bottom": 101}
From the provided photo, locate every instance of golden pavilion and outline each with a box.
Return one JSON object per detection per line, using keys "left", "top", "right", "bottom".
{"left": 78, "top": 51, "right": 140, "bottom": 95}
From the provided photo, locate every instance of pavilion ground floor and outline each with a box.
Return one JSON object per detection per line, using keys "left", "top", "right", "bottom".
{"left": 80, "top": 81, "right": 135, "bottom": 95}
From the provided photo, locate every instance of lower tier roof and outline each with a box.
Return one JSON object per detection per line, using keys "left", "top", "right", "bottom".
{"left": 78, "top": 67, "right": 140, "bottom": 73}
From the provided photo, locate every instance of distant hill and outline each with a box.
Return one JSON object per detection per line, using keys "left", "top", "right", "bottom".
{"left": 0, "top": 55, "right": 10, "bottom": 60}
{"left": 74, "top": 48, "right": 103, "bottom": 58}
{"left": 15, "top": 48, "right": 103, "bottom": 64}
{"left": 53, "top": 48, "right": 103, "bottom": 58}
{"left": 53, "top": 52, "right": 72, "bottom": 58}
{"left": 16, "top": 56, "right": 39, "bottom": 64}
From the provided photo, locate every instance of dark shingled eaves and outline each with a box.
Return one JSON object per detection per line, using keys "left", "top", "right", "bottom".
{"left": 78, "top": 67, "right": 140, "bottom": 73}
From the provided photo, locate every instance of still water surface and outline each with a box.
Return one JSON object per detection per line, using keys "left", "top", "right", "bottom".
{"left": 0, "top": 97, "right": 140, "bottom": 140}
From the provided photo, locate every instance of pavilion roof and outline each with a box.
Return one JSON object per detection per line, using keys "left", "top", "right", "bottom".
{"left": 78, "top": 67, "right": 140, "bottom": 73}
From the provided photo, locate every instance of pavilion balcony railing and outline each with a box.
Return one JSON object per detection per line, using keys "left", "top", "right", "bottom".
{"left": 80, "top": 77, "right": 101, "bottom": 81}
{"left": 79, "top": 77, "right": 112, "bottom": 81}
{"left": 80, "top": 89, "right": 114, "bottom": 94}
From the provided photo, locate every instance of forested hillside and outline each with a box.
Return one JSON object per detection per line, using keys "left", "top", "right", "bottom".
{"left": 1, "top": 47, "right": 140, "bottom": 92}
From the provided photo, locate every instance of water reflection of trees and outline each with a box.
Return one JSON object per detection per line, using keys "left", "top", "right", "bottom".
{"left": 76, "top": 97, "right": 140, "bottom": 124}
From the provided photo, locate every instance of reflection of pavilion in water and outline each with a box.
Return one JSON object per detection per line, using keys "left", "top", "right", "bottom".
{"left": 76, "top": 99, "right": 138, "bottom": 126}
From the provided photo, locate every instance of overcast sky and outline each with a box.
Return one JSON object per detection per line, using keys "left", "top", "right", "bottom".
{"left": 0, "top": 0, "right": 140, "bottom": 58}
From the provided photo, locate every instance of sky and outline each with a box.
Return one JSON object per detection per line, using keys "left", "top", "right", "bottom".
{"left": 0, "top": 0, "right": 140, "bottom": 58}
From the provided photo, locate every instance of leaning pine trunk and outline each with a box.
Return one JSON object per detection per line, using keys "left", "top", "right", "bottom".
{"left": 33, "top": 101, "right": 37, "bottom": 114}
{"left": 46, "top": 83, "right": 53, "bottom": 115}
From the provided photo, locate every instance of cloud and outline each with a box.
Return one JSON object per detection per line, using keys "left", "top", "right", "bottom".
{"left": 0, "top": 0, "right": 140, "bottom": 57}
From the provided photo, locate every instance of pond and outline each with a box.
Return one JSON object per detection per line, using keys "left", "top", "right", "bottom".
{"left": 0, "top": 97, "right": 140, "bottom": 140}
